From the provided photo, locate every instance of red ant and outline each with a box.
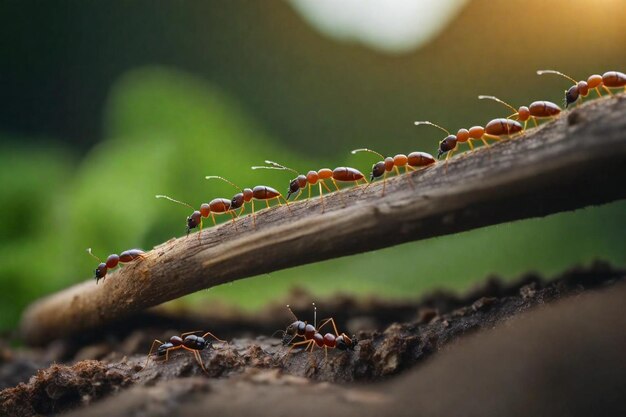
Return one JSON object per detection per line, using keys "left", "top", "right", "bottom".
{"left": 205, "top": 175, "right": 291, "bottom": 227}
{"left": 279, "top": 303, "right": 358, "bottom": 360}
{"left": 86, "top": 247, "right": 145, "bottom": 284}
{"left": 414, "top": 119, "right": 522, "bottom": 162}
{"left": 155, "top": 194, "right": 239, "bottom": 236}
{"left": 250, "top": 161, "right": 368, "bottom": 212}
{"left": 350, "top": 148, "right": 436, "bottom": 195}
{"left": 477, "top": 95, "right": 561, "bottom": 130}
{"left": 143, "top": 330, "right": 226, "bottom": 374}
{"left": 537, "top": 69, "right": 626, "bottom": 108}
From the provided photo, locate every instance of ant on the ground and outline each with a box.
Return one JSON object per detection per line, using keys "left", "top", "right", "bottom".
{"left": 278, "top": 303, "right": 358, "bottom": 361}
{"left": 143, "top": 330, "right": 226, "bottom": 374}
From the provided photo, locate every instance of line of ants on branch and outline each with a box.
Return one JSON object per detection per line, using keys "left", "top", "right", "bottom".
{"left": 81, "top": 69, "right": 624, "bottom": 371}
{"left": 141, "top": 303, "right": 357, "bottom": 374}
{"left": 86, "top": 69, "right": 624, "bottom": 284}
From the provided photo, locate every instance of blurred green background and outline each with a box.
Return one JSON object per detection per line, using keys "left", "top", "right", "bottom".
{"left": 1, "top": 0, "right": 625, "bottom": 331}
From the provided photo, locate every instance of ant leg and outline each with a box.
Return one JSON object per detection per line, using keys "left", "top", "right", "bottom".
{"left": 318, "top": 318, "right": 340, "bottom": 336}
{"left": 395, "top": 165, "right": 414, "bottom": 190}
{"left": 181, "top": 330, "right": 204, "bottom": 337}
{"left": 265, "top": 199, "right": 271, "bottom": 209}
{"left": 251, "top": 200, "right": 257, "bottom": 227}
{"left": 143, "top": 339, "right": 164, "bottom": 369}
{"left": 602, "top": 85, "right": 613, "bottom": 96}
{"left": 330, "top": 178, "right": 347, "bottom": 208}
{"left": 285, "top": 339, "right": 315, "bottom": 360}
{"left": 381, "top": 171, "right": 387, "bottom": 196}
{"left": 531, "top": 117, "right": 538, "bottom": 128}
{"left": 229, "top": 211, "right": 238, "bottom": 230}
{"left": 202, "top": 332, "right": 227, "bottom": 344}
{"left": 279, "top": 196, "right": 292, "bottom": 213}
{"left": 318, "top": 182, "right": 326, "bottom": 212}
{"left": 181, "top": 346, "right": 208, "bottom": 374}
{"left": 194, "top": 350, "right": 209, "bottom": 374}
{"left": 210, "top": 213, "right": 217, "bottom": 227}
{"left": 594, "top": 87, "right": 603, "bottom": 97}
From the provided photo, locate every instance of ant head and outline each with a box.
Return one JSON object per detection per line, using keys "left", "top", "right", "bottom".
{"left": 438, "top": 135, "right": 457, "bottom": 159}
{"left": 287, "top": 178, "right": 301, "bottom": 199}
{"left": 94, "top": 263, "right": 107, "bottom": 283}
{"left": 371, "top": 161, "right": 385, "bottom": 181}
{"left": 186, "top": 210, "right": 202, "bottom": 233}
{"left": 231, "top": 193, "right": 245, "bottom": 209}
{"left": 565, "top": 85, "right": 579, "bottom": 108}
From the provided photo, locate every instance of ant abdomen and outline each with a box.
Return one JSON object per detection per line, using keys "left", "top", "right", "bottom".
{"left": 252, "top": 185, "right": 281, "bottom": 200}
{"left": 119, "top": 249, "right": 145, "bottom": 263}
{"left": 407, "top": 151, "right": 436, "bottom": 167}
{"left": 208, "top": 198, "right": 231, "bottom": 213}
{"left": 332, "top": 167, "right": 365, "bottom": 182}
{"left": 485, "top": 118, "right": 523, "bottom": 136}
{"left": 602, "top": 71, "right": 626, "bottom": 87}
{"left": 529, "top": 101, "right": 561, "bottom": 117}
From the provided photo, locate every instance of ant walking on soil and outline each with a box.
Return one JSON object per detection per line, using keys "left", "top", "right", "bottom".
{"left": 86, "top": 248, "right": 145, "bottom": 284}
{"left": 279, "top": 303, "right": 358, "bottom": 361}
{"left": 537, "top": 69, "right": 626, "bottom": 108}
{"left": 251, "top": 161, "right": 368, "bottom": 212}
{"left": 143, "top": 330, "right": 226, "bottom": 374}
{"left": 350, "top": 148, "right": 435, "bottom": 196}
{"left": 155, "top": 194, "right": 238, "bottom": 237}
{"left": 205, "top": 175, "right": 292, "bottom": 227}
{"left": 477, "top": 95, "right": 561, "bottom": 130}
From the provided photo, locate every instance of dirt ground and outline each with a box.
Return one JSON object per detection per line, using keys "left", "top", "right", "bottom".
{"left": 1, "top": 261, "right": 625, "bottom": 417}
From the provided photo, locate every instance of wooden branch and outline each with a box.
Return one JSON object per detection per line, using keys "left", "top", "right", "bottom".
{"left": 20, "top": 95, "right": 626, "bottom": 345}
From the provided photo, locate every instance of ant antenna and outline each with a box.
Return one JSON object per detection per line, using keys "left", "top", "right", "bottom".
{"left": 312, "top": 302, "right": 317, "bottom": 328}
{"left": 478, "top": 95, "right": 518, "bottom": 114}
{"left": 286, "top": 304, "right": 298, "bottom": 321}
{"left": 86, "top": 248, "right": 101, "bottom": 262}
{"left": 251, "top": 160, "right": 299, "bottom": 175}
{"left": 155, "top": 195, "right": 194, "bottom": 210}
{"left": 536, "top": 70, "right": 578, "bottom": 84}
{"left": 351, "top": 148, "right": 385, "bottom": 160}
{"left": 205, "top": 175, "right": 242, "bottom": 191}
{"left": 414, "top": 121, "right": 451, "bottom": 136}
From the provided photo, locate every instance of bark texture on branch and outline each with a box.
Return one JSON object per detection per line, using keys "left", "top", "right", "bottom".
{"left": 20, "top": 94, "right": 626, "bottom": 345}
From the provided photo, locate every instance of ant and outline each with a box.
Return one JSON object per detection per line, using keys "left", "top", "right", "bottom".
{"left": 350, "top": 148, "right": 436, "bottom": 196}
{"left": 477, "top": 95, "right": 561, "bottom": 130}
{"left": 205, "top": 175, "right": 291, "bottom": 227}
{"left": 143, "top": 330, "right": 226, "bottom": 374}
{"left": 155, "top": 194, "right": 239, "bottom": 236}
{"left": 279, "top": 303, "right": 358, "bottom": 361}
{"left": 414, "top": 118, "right": 522, "bottom": 162}
{"left": 86, "top": 247, "right": 145, "bottom": 284}
{"left": 250, "top": 161, "right": 368, "bottom": 212}
{"left": 537, "top": 69, "right": 626, "bottom": 108}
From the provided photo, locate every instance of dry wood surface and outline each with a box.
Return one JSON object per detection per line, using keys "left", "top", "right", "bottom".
{"left": 20, "top": 94, "right": 626, "bottom": 345}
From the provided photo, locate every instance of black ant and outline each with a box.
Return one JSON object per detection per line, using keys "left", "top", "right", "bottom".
{"left": 251, "top": 161, "right": 368, "bottom": 212}
{"left": 279, "top": 303, "right": 357, "bottom": 360}
{"left": 414, "top": 119, "right": 522, "bottom": 162}
{"left": 86, "top": 247, "right": 145, "bottom": 284}
{"left": 156, "top": 194, "right": 239, "bottom": 237}
{"left": 350, "top": 148, "right": 436, "bottom": 195}
{"left": 143, "top": 330, "right": 226, "bottom": 374}
{"left": 477, "top": 95, "right": 561, "bottom": 130}
{"left": 205, "top": 175, "right": 291, "bottom": 227}
{"left": 537, "top": 69, "right": 626, "bottom": 108}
